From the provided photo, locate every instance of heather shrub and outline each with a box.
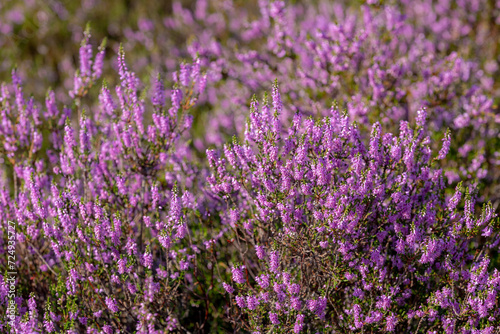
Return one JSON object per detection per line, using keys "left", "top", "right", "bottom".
{"left": 208, "top": 86, "right": 500, "bottom": 333}
{"left": 0, "top": 33, "right": 222, "bottom": 332}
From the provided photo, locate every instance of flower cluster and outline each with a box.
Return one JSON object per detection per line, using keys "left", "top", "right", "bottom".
{"left": 209, "top": 89, "right": 499, "bottom": 332}
{"left": 0, "top": 31, "right": 216, "bottom": 332}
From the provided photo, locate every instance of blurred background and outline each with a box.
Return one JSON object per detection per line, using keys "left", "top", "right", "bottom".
{"left": 0, "top": 0, "right": 263, "bottom": 99}
{"left": 3, "top": 0, "right": 499, "bottom": 99}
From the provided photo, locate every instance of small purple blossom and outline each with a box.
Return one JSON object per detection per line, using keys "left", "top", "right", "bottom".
{"left": 232, "top": 266, "right": 246, "bottom": 284}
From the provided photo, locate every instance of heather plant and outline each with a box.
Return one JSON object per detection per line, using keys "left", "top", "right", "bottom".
{"left": 0, "top": 31, "right": 227, "bottom": 332}
{"left": 208, "top": 86, "right": 500, "bottom": 332}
